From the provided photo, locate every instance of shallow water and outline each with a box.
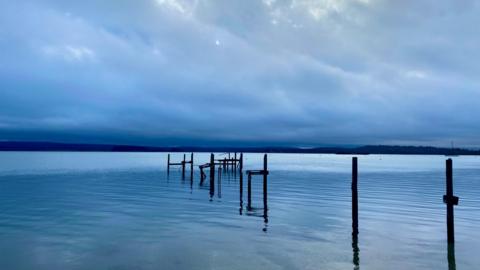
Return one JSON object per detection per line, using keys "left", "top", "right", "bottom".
{"left": 0, "top": 152, "right": 479, "bottom": 269}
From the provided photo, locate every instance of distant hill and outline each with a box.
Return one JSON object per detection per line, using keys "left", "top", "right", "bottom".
{"left": 0, "top": 141, "right": 478, "bottom": 155}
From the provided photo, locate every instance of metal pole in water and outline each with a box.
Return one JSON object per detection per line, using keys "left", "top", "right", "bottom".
{"left": 352, "top": 157, "right": 359, "bottom": 235}
{"left": 444, "top": 158, "right": 459, "bottom": 244}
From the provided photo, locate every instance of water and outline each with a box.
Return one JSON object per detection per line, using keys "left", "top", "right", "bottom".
{"left": 0, "top": 152, "right": 479, "bottom": 270}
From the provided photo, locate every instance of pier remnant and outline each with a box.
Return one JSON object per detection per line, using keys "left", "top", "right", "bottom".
{"left": 352, "top": 157, "right": 358, "bottom": 235}
{"left": 167, "top": 154, "right": 170, "bottom": 175}
{"left": 210, "top": 153, "right": 215, "bottom": 198}
{"left": 167, "top": 153, "right": 194, "bottom": 178}
{"left": 443, "top": 158, "right": 459, "bottom": 243}
{"left": 246, "top": 154, "right": 269, "bottom": 210}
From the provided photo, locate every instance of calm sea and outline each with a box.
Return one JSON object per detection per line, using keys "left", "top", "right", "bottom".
{"left": 0, "top": 152, "right": 479, "bottom": 270}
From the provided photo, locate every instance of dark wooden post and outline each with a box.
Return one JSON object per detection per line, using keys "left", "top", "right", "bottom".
{"left": 182, "top": 154, "right": 186, "bottom": 178}
{"left": 352, "top": 157, "right": 359, "bottom": 235}
{"left": 247, "top": 173, "right": 252, "bottom": 209}
{"left": 167, "top": 154, "right": 170, "bottom": 175}
{"left": 239, "top": 171, "right": 243, "bottom": 204}
{"left": 218, "top": 167, "right": 222, "bottom": 198}
{"left": 444, "top": 159, "right": 459, "bottom": 244}
{"left": 234, "top": 152, "right": 237, "bottom": 175}
{"left": 190, "top": 153, "right": 194, "bottom": 180}
{"left": 263, "top": 154, "right": 268, "bottom": 209}
{"left": 240, "top": 153, "right": 243, "bottom": 173}
{"left": 209, "top": 153, "right": 215, "bottom": 197}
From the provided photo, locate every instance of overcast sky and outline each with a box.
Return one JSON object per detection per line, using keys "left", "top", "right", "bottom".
{"left": 0, "top": 0, "right": 479, "bottom": 147}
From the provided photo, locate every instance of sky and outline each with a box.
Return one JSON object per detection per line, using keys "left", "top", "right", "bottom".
{"left": 0, "top": 0, "right": 479, "bottom": 147}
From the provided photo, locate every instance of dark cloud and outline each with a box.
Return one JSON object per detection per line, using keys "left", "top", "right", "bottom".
{"left": 0, "top": 0, "right": 479, "bottom": 147}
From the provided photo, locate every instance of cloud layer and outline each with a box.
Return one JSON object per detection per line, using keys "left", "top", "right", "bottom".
{"left": 1, "top": 0, "right": 479, "bottom": 147}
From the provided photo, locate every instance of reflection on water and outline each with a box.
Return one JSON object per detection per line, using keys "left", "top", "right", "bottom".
{"left": 352, "top": 231, "right": 360, "bottom": 270}
{"left": 448, "top": 243, "right": 456, "bottom": 270}
{"left": 0, "top": 152, "right": 479, "bottom": 270}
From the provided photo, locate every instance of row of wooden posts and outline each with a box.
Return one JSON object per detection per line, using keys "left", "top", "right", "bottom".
{"left": 167, "top": 153, "right": 459, "bottom": 243}
{"left": 167, "top": 152, "right": 269, "bottom": 210}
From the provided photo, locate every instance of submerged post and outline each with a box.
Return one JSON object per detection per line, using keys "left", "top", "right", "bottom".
{"left": 167, "top": 154, "right": 170, "bottom": 175}
{"left": 263, "top": 154, "right": 268, "bottom": 209}
{"left": 352, "top": 157, "right": 359, "bottom": 235}
{"left": 444, "top": 158, "right": 459, "bottom": 244}
{"left": 210, "top": 153, "right": 215, "bottom": 197}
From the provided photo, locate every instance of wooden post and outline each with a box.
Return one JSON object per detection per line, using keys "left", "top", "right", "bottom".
{"left": 167, "top": 154, "right": 170, "bottom": 175}
{"left": 247, "top": 173, "right": 252, "bottom": 209}
{"left": 210, "top": 153, "right": 215, "bottom": 197}
{"left": 228, "top": 153, "right": 231, "bottom": 172}
{"left": 218, "top": 167, "right": 222, "bottom": 198}
{"left": 240, "top": 153, "right": 243, "bottom": 173}
{"left": 182, "top": 154, "right": 186, "bottom": 178}
{"left": 190, "top": 153, "right": 194, "bottom": 180}
{"left": 352, "top": 157, "right": 359, "bottom": 235}
{"left": 234, "top": 152, "right": 237, "bottom": 175}
{"left": 239, "top": 171, "right": 243, "bottom": 205}
{"left": 444, "top": 158, "right": 459, "bottom": 244}
{"left": 263, "top": 154, "right": 268, "bottom": 209}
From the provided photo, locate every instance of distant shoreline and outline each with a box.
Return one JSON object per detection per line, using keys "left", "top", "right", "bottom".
{"left": 0, "top": 141, "right": 478, "bottom": 155}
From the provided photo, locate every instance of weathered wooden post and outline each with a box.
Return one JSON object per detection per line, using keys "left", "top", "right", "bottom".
{"left": 167, "top": 154, "right": 170, "bottom": 175}
{"left": 443, "top": 158, "right": 459, "bottom": 243}
{"left": 209, "top": 153, "right": 215, "bottom": 197}
{"left": 234, "top": 152, "right": 237, "bottom": 175}
{"left": 182, "top": 154, "right": 186, "bottom": 178}
{"left": 247, "top": 173, "right": 252, "bottom": 209}
{"left": 218, "top": 167, "right": 222, "bottom": 198}
{"left": 190, "top": 153, "right": 194, "bottom": 180}
{"left": 263, "top": 154, "right": 268, "bottom": 209}
{"left": 352, "top": 157, "right": 359, "bottom": 235}
{"left": 239, "top": 153, "right": 243, "bottom": 173}
{"left": 228, "top": 153, "right": 231, "bottom": 172}
{"left": 239, "top": 170, "right": 243, "bottom": 203}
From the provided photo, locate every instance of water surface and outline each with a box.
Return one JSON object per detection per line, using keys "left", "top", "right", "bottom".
{"left": 0, "top": 152, "right": 479, "bottom": 269}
